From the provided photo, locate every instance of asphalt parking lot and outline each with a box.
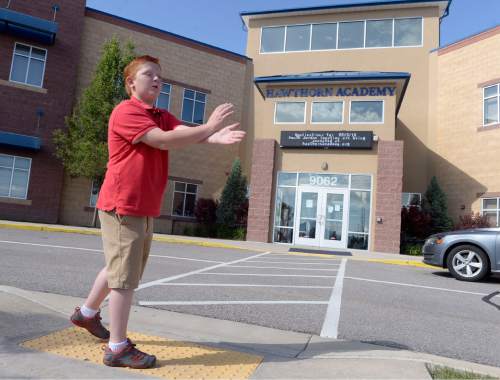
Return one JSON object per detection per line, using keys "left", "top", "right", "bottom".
{"left": 2, "top": 227, "right": 500, "bottom": 367}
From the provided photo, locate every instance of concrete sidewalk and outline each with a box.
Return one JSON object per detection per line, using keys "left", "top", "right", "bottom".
{"left": 2, "top": 285, "right": 500, "bottom": 379}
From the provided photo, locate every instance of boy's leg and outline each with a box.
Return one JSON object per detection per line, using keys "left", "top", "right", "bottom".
{"left": 108, "top": 288, "right": 134, "bottom": 343}
{"left": 84, "top": 267, "right": 110, "bottom": 310}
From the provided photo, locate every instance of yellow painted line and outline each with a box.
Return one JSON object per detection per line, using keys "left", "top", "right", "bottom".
{"left": 21, "top": 327, "right": 262, "bottom": 380}
{"left": 286, "top": 251, "right": 435, "bottom": 269}
{"left": 0, "top": 222, "right": 247, "bottom": 251}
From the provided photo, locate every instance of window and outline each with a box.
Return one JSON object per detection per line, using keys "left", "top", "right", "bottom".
{"left": 273, "top": 172, "right": 298, "bottom": 244}
{"left": 366, "top": 19, "right": 393, "bottom": 47}
{"left": 394, "top": 18, "right": 422, "bottom": 47}
{"left": 285, "top": 24, "right": 311, "bottom": 51}
{"left": 261, "top": 26, "right": 285, "bottom": 53}
{"left": 311, "top": 101, "right": 343, "bottom": 123}
{"left": 484, "top": 84, "right": 499, "bottom": 126}
{"left": 0, "top": 154, "right": 31, "bottom": 199}
{"left": 181, "top": 89, "right": 206, "bottom": 124}
{"left": 10, "top": 43, "right": 47, "bottom": 87}
{"left": 172, "top": 182, "right": 198, "bottom": 217}
{"left": 156, "top": 83, "right": 171, "bottom": 110}
{"left": 401, "top": 192, "right": 422, "bottom": 207}
{"left": 274, "top": 102, "right": 306, "bottom": 124}
{"left": 338, "top": 21, "right": 364, "bottom": 49}
{"left": 311, "top": 23, "right": 337, "bottom": 50}
{"left": 350, "top": 101, "right": 384, "bottom": 123}
{"left": 481, "top": 198, "right": 500, "bottom": 226}
{"left": 89, "top": 181, "right": 100, "bottom": 207}
{"left": 260, "top": 17, "right": 422, "bottom": 53}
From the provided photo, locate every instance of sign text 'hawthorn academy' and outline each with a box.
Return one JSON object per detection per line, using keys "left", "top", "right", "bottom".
{"left": 266, "top": 86, "right": 396, "bottom": 98}
{"left": 281, "top": 131, "right": 373, "bottom": 149}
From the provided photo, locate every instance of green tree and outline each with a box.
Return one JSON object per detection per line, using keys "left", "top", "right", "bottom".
{"left": 53, "top": 36, "right": 135, "bottom": 226}
{"left": 423, "top": 176, "right": 453, "bottom": 233}
{"left": 216, "top": 158, "right": 248, "bottom": 234}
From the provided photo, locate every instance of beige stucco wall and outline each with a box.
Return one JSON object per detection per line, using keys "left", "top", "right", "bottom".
{"left": 244, "top": 6, "right": 441, "bottom": 195}
{"left": 59, "top": 15, "right": 250, "bottom": 232}
{"left": 432, "top": 30, "right": 500, "bottom": 221}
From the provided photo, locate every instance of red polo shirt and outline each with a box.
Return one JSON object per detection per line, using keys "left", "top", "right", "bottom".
{"left": 96, "top": 96, "right": 182, "bottom": 217}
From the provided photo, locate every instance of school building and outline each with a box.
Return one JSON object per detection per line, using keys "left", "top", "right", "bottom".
{"left": 0, "top": 0, "right": 499, "bottom": 253}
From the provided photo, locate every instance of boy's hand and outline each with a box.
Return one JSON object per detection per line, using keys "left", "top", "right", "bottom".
{"left": 208, "top": 123, "right": 245, "bottom": 144}
{"left": 206, "top": 103, "right": 234, "bottom": 132}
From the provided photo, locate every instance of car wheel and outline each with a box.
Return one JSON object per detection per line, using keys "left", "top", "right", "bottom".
{"left": 446, "top": 245, "right": 490, "bottom": 282}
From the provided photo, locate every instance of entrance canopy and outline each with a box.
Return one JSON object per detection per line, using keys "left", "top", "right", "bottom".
{"left": 254, "top": 71, "right": 411, "bottom": 115}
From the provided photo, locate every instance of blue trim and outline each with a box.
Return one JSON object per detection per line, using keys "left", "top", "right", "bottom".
{"left": 85, "top": 7, "right": 251, "bottom": 62}
{"left": 255, "top": 71, "right": 411, "bottom": 83}
{"left": 254, "top": 71, "right": 411, "bottom": 116}
{"left": 0, "top": 131, "right": 41, "bottom": 150}
{"left": 241, "top": 0, "right": 450, "bottom": 18}
{"left": 0, "top": 8, "right": 58, "bottom": 45}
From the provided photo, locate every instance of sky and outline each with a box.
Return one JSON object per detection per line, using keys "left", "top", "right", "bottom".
{"left": 85, "top": 0, "right": 500, "bottom": 55}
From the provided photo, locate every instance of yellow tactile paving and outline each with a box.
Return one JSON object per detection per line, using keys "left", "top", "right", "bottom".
{"left": 21, "top": 327, "right": 262, "bottom": 380}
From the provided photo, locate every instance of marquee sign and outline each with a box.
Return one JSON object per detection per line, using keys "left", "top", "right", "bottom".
{"left": 280, "top": 131, "right": 373, "bottom": 149}
{"left": 266, "top": 86, "right": 395, "bottom": 98}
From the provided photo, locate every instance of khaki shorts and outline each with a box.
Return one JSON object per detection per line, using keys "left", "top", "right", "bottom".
{"left": 99, "top": 210, "right": 154, "bottom": 289}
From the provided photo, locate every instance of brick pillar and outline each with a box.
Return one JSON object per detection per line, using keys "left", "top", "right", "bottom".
{"left": 246, "top": 139, "right": 277, "bottom": 242}
{"left": 374, "top": 140, "right": 404, "bottom": 254}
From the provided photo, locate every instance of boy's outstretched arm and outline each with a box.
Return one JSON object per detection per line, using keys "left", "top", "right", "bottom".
{"left": 136, "top": 103, "right": 240, "bottom": 150}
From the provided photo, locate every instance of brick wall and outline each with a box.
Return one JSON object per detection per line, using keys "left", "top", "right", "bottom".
{"left": 246, "top": 139, "right": 276, "bottom": 242}
{"left": 373, "top": 140, "right": 404, "bottom": 253}
{"left": 0, "top": 0, "right": 85, "bottom": 223}
{"left": 58, "top": 12, "right": 250, "bottom": 230}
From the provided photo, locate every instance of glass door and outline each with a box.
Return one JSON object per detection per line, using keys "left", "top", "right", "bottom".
{"left": 319, "top": 190, "right": 348, "bottom": 249}
{"left": 295, "top": 188, "right": 320, "bottom": 246}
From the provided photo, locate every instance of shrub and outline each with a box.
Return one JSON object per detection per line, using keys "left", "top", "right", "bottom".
{"left": 423, "top": 176, "right": 453, "bottom": 233}
{"left": 455, "top": 213, "right": 490, "bottom": 230}
{"left": 194, "top": 198, "right": 218, "bottom": 225}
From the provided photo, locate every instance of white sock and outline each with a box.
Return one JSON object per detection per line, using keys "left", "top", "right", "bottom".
{"left": 109, "top": 339, "right": 128, "bottom": 352}
{"left": 80, "top": 304, "right": 98, "bottom": 318}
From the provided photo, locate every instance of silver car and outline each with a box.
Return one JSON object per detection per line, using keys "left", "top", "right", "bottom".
{"left": 422, "top": 228, "right": 500, "bottom": 282}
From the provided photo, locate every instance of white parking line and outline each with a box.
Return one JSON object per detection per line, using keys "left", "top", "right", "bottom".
{"left": 203, "top": 273, "right": 336, "bottom": 278}
{"left": 227, "top": 265, "right": 338, "bottom": 271}
{"left": 158, "top": 283, "right": 333, "bottom": 289}
{"left": 137, "top": 251, "right": 271, "bottom": 290}
{"left": 245, "top": 260, "right": 341, "bottom": 266}
{"left": 140, "top": 300, "right": 329, "bottom": 306}
{"left": 346, "top": 276, "right": 500, "bottom": 297}
{"left": 0, "top": 240, "right": 223, "bottom": 263}
{"left": 320, "top": 258, "right": 347, "bottom": 339}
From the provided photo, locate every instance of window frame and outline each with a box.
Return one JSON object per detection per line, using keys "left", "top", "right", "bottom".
{"left": 401, "top": 192, "right": 422, "bottom": 208}
{"left": 259, "top": 16, "right": 423, "bottom": 54}
{"left": 156, "top": 82, "right": 172, "bottom": 110}
{"left": 349, "top": 100, "right": 385, "bottom": 124}
{"left": 0, "top": 153, "right": 32, "bottom": 200}
{"left": 172, "top": 181, "right": 198, "bottom": 218}
{"left": 310, "top": 100, "right": 344, "bottom": 124}
{"left": 9, "top": 42, "right": 48, "bottom": 88}
{"left": 483, "top": 84, "right": 500, "bottom": 127}
{"left": 274, "top": 101, "right": 306, "bottom": 124}
{"left": 181, "top": 88, "right": 207, "bottom": 125}
{"left": 481, "top": 197, "right": 499, "bottom": 226}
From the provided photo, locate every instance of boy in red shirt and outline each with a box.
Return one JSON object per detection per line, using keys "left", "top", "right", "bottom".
{"left": 70, "top": 55, "right": 245, "bottom": 369}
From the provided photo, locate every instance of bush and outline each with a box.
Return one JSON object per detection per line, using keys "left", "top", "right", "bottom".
{"left": 455, "top": 213, "right": 490, "bottom": 230}
{"left": 423, "top": 176, "right": 453, "bottom": 233}
{"left": 232, "top": 227, "right": 246, "bottom": 240}
{"left": 194, "top": 198, "right": 218, "bottom": 225}
{"left": 401, "top": 206, "right": 432, "bottom": 239}
{"left": 403, "top": 243, "right": 423, "bottom": 256}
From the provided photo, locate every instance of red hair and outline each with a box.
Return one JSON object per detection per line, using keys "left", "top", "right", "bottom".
{"left": 123, "top": 55, "right": 161, "bottom": 96}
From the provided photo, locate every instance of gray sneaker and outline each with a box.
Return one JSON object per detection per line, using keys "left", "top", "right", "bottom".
{"left": 103, "top": 339, "right": 156, "bottom": 369}
{"left": 70, "top": 307, "right": 110, "bottom": 340}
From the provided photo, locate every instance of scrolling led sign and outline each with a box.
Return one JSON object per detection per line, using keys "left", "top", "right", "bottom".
{"left": 280, "top": 131, "right": 373, "bottom": 149}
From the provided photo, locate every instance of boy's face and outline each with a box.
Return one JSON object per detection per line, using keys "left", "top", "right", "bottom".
{"left": 127, "top": 62, "right": 162, "bottom": 105}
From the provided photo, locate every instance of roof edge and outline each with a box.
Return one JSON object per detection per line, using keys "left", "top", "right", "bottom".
{"left": 434, "top": 24, "right": 500, "bottom": 55}
{"left": 85, "top": 7, "right": 251, "bottom": 63}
